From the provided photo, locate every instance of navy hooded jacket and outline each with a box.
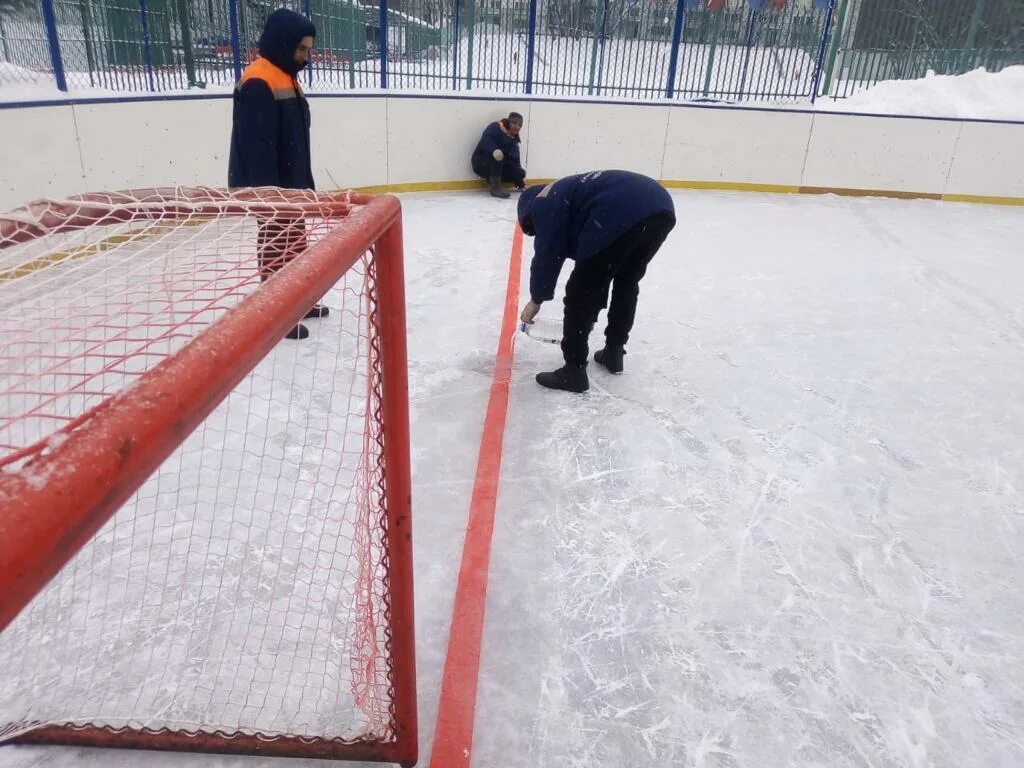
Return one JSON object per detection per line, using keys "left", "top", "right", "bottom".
{"left": 517, "top": 170, "right": 676, "bottom": 303}
{"left": 228, "top": 9, "right": 316, "bottom": 189}
{"left": 472, "top": 121, "right": 523, "bottom": 175}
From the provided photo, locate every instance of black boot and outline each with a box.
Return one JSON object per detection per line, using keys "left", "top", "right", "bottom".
{"left": 285, "top": 323, "right": 310, "bottom": 340}
{"left": 594, "top": 346, "right": 625, "bottom": 374}
{"left": 304, "top": 304, "right": 330, "bottom": 319}
{"left": 536, "top": 364, "right": 589, "bottom": 393}
{"left": 488, "top": 175, "right": 510, "bottom": 199}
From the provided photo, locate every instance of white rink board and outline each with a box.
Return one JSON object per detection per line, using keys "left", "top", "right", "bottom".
{"left": 944, "top": 120, "right": 1024, "bottom": 199}
{"left": 802, "top": 112, "right": 962, "bottom": 193}
{"left": 526, "top": 100, "right": 669, "bottom": 180}
{"left": 73, "top": 99, "right": 231, "bottom": 193}
{"left": 662, "top": 106, "right": 814, "bottom": 187}
{"left": 384, "top": 97, "right": 531, "bottom": 185}
{"left": 0, "top": 94, "right": 1022, "bottom": 208}
{"left": 0, "top": 105, "right": 83, "bottom": 207}
{"left": 313, "top": 97, "right": 389, "bottom": 188}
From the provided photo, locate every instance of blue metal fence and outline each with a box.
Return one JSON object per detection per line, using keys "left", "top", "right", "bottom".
{"left": 820, "top": 0, "right": 1024, "bottom": 100}
{"left": 0, "top": 0, "right": 1021, "bottom": 100}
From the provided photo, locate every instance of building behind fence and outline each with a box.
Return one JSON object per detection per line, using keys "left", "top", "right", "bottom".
{"left": 0, "top": 0, "right": 1022, "bottom": 101}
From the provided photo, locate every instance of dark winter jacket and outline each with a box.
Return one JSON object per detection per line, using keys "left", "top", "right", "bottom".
{"left": 518, "top": 170, "right": 676, "bottom": 303}
{"left": 471, "top": 121, "right": 524, "bottom": 176}
{"left": 228, "top": 9, "right": 316, "bottom": 189}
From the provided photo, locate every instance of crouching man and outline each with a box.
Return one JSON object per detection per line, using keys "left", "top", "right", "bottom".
{"left": 471, "top": 112, "right": 527, "bottom": 199}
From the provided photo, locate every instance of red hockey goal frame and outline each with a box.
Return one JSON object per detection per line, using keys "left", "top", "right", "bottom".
{"left": 0, "top": 188, "right": 416, "bottom": 766}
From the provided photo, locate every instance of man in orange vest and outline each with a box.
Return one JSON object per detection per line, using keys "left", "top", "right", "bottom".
{"left": 229, "top": 8, "right": 324, "bottom": 340}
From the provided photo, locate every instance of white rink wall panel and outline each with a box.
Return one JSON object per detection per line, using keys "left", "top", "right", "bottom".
{"left": 0, "top": 96, "right": 1023, "bottom": 212}
{"left": 944, "top": 120, "right": 1024, "bottom": 199}
{"left": 662, "top": 107, "right": 814, "bottom": 188}
{"left": 73, "top": 99, "right": 230, "bottom": 194}
{"left": 0, "top": 105, "right": 83, "bottom": 208}
{"left": 525, "top": 100, "right": 669, "bottom": 180}
{"left": 383, "top": 97, "right": 531, "bottom": 186}
{"left": 311, "top": 97, "right": 389, "bottom": 189}
{"left": 802, "top": 112, "right": 961, "bottom": 193}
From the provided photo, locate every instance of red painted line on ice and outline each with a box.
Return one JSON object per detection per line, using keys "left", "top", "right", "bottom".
{"left": 429, "top": 224, "right": 524, "bottom": 768}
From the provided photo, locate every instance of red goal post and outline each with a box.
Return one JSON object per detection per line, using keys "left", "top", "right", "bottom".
{"left": 0, "top": 187, "right": 416, "bottom": 766}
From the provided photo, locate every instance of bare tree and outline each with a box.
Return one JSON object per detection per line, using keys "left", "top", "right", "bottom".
{"left": 405, "top": 0, "right": 462, "bottom": 26}
{"left": 545, "top": 0, "right": 595, "bottom": 38}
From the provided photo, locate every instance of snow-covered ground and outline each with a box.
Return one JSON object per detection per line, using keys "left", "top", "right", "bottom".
{"left": 2, "top": 189, "right": 1023, "bottom": 767}
{"left": 0, "top": 34, "right": 818, "bottom": 101}
{"left": 362, "top": 34, "right": 819, "bottom": 100}
{"left": 3, "top": 51, "right": 1024, "bottom": 123}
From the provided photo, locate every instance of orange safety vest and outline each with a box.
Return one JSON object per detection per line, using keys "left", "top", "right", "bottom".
{"left": 236, "top": 56, "right": 303, "bottom": 101}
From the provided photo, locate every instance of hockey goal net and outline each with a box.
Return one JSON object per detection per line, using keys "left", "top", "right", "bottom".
{"left": 0, "top": 187, "right": 416, "bottom": 766}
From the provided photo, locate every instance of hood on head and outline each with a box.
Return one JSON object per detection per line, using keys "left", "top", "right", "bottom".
{"left": 259, "top": 8, "right": 316, "bottom": 75}
{"left": 517, "top": 185, "right": 543, "bottom": 229}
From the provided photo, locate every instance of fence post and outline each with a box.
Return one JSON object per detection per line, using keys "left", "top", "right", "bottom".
{"left": 237, "top": 0, "right": 249, "bottom": 64}
{"left": 228, "top": 0, "right": 242, "bottom": 82}
{"left": 348, "top": 0, "right": 357, "bottom": 89}
{"left": 737, "top": 7, "right": 757, "bottom": 98}
{"left": 961, "top": 0, "right": 987, "bottom": 73}
{"left": 466, "top": 0, "right": 476, "bottom": 89}
{"left": 379, "top": 0, "right": 388, "bottom": 88}
{"left": 701, "top": 7, "right": 721, "bottom": 98}
{"left": 594, "top": 0, "right": 609, "bottom": 95}
{"left": 303, "top": 0, "right": 312, "bottom": 87}
{"left": 587, "top": 0, "right": 604, "bottom": 95}
{"left": 172, "top": 0, "right": 198, "bottom": 87}
{"left": 821, "top": 0, "right": 847, "bottom": 100}
{"left": 665, "top": 0, "right": 686, "bottom": 99}
{"left": 524, "top": 0, "right": 537, "bottom": 94}
{"left": 139, "top": 0, "right": 157, "bottom": 92}
{"left": 76, "top": 0, "right": 97, "bottom": 87}
{"left": 452, "top": 0, "right": 461, "bottom": 90}
{"left": 40, "top": 0, "right": 68, "bottom": 92}
{"left": 810, "top": 0, "right": 837, "bottom": 103}
{"left": 0, "top": 15, "right": 10, "bottom": 65}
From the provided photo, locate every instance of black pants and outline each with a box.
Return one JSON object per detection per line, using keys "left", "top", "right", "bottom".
{"left": 256, "top": 216, "right": 307, "bottom": 281}
{"left": 561, "top": 212, "right": 675, "bottom": 367}
{"left": 472, "top": 155, "right": 526, "bottom": 186}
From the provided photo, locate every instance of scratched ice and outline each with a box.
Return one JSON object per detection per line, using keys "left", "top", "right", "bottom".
{"left": 2, "top": 190, "right": 1022, "bottom": 768}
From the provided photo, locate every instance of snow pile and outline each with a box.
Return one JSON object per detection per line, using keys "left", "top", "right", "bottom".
{"left": 0, "top": 62, "right": 107, "bottom": 101}
{"left": 818, "top": 66, "right": 1024, "bottom": 121}
{"left": 0, "top": 62, "right": 229, "bottom": 102}
{"left": 0, "top": 62, "right": 66, "bottom": 101}
{"left": 0, "top": 62, "right": 40, "bottom": 80}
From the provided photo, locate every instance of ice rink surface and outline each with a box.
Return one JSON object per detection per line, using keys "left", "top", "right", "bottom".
{"left": 3, "top": 189, "right": 1022, "bottom": 768}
